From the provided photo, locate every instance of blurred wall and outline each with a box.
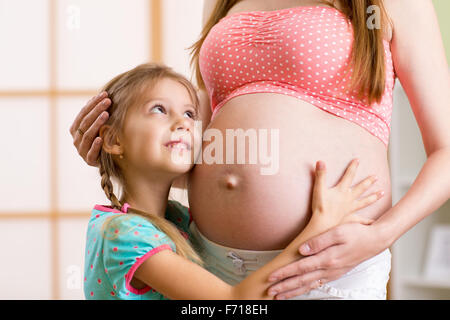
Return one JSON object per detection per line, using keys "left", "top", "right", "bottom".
{"left": 433, "top": 0, "right": 450, "bottom": 62}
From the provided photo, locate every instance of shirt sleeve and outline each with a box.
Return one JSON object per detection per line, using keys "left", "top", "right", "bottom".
{"left": 102, "top": 215, "right": 174, "bottom": 295}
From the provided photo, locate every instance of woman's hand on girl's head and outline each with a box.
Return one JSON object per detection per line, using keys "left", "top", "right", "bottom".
{"left": 70, "top": 92, "right": 111, "bottom": 166}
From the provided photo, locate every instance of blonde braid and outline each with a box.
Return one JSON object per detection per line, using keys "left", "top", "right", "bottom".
{"left": 99, "top": 156, "right": 122, "bottom": 210}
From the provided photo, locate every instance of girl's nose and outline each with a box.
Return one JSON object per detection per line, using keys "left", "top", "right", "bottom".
{"left": 171, "top": 115, "right": 191, "bottom": 132}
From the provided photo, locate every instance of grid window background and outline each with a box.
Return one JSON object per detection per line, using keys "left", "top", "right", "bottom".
{"left": 0, "top": 0, "right": 203, "bottom": 299}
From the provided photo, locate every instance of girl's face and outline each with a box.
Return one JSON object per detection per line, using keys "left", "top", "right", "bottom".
{"left": 120, "top": 78, "right": 201, "bottom": 178}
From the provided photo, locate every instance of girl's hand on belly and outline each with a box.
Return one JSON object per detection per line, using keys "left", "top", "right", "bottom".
{"left": 309, "top": 159, "right": 385, "bottom": 231}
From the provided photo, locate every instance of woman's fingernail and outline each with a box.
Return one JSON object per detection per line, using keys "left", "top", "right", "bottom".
{"left": 268, "top": 289, "right": 277, "bottom": 296}
{"left": 268, "top": 276, "right": 278, "bottom": 282}
{"left": 300, "top": 244, "right": 311, "bottom": 254}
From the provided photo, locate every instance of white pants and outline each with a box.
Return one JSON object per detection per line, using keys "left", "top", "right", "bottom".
{"left": 190, "top": 222, "right": 391, "bottom": 300}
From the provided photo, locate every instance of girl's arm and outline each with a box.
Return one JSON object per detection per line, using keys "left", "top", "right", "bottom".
{"left": 134, "top": 159, "right": 383, "bottom": 299}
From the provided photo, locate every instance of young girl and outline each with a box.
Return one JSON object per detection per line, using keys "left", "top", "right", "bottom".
{"left": 83, "top": 62, "right": 383, "bottom": 300}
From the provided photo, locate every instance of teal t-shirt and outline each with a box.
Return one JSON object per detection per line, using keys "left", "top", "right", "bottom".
{"left": 83, "top": 200, "right": 191, "bottom": 300}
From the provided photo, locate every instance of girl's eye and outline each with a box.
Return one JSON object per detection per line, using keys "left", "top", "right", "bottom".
{"left": 150, "top": 104, "right": 165, "bottom": 114}
{"left": 184, "top": 110, "right": 196, "bottom": 119}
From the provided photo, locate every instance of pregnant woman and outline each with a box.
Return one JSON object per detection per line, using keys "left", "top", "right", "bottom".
{"left": 71, "top": 0, "right": 450, "bottom": 299}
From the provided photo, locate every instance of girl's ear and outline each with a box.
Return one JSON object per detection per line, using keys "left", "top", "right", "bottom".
{"left": 99, "top": 125, "right": 123, "bottom": 155}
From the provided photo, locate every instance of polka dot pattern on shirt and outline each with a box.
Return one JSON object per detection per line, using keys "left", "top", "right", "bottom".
{"left": 199, "top": 6, "right": 396, "bottom": 146}
{"left": 83, "top": 200, "right": 192, "bottom": 300}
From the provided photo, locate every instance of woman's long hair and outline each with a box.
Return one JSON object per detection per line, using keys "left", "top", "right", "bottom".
{"left": 189, "top": 0, "right": 392, "bottom": 104}
{"left": 98, "top": 63, "right": 203, "bottom": 265}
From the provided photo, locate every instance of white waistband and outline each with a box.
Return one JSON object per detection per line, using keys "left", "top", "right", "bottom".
{"left": 189, "top": 222, "right": 391, "bottom": 299}
{"left": 190, "top": 222, "right": 283, "bottom": 270}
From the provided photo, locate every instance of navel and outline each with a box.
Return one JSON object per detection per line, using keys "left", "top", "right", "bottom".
{"left": 222, "top": 174, "right": 239, "bottom": 190}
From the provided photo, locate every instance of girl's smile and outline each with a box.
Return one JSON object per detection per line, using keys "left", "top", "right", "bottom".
{"left": 164, "top": 139, "right": 192, "bottom": 150}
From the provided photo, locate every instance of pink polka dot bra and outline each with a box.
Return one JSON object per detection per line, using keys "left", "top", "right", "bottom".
{"left": 199, "top": 6, "right": 396, "bottom": 146}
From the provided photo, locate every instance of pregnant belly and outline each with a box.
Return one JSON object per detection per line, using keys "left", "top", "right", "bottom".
{"left": 187, "top": 93, "right": 392, "bottom": 250}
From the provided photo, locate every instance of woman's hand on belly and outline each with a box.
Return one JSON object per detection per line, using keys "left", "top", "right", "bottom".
{"left": 268, "top": 222, "right": 390, "bottom": 300}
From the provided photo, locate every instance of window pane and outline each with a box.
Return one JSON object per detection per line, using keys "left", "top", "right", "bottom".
{"left": 162, "top": 0, "right": 204, "bottom": 80}
{"left": 57, "top": 97, "right": 109, "bottom": 212}
{"left": 0, "top": 220, "right": 52, "bottom": 299}
{"left": 0, "top": 98, "right": 50, "bottom": 212}
{"left": 0, "top": 0, "right": 50, "bottom": 89}
{"left": 57, "top": 0, "right": 150, "bottom": 90}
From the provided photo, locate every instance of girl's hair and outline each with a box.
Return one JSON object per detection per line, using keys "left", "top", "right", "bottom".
{"left": 98, "top": 62, "right": 202, "bottom": 265}
{"left": 189, "top": 0, "right": 392, "bottom": 105}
